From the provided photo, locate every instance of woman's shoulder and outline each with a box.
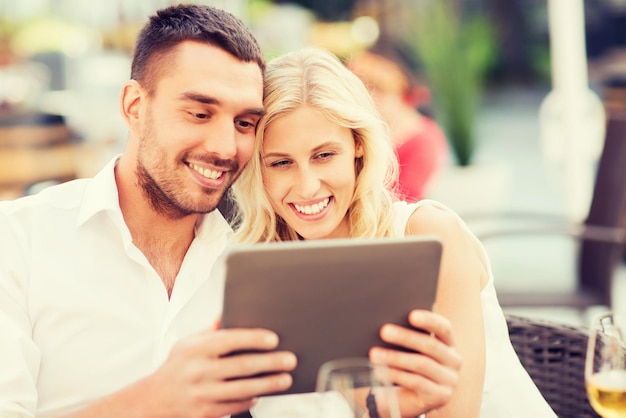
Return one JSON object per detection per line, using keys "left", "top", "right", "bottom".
{"left": 401, "top": 200, "right": 486, "bottom": 266}
{"left": 401, "top": 199, "right": 491, "bottom": 288}
{"left": 393, "top": 199, "right": 464, "bottom": 236}
{"left": 393, "top": 198, "right": 457, "bottom": 214}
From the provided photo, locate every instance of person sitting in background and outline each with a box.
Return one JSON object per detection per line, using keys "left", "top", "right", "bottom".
{"left": 346, "top": 50, "right": 449, "bottom": 202}
{"left": 231, "top": 47, "right": 558, "bottom": 418}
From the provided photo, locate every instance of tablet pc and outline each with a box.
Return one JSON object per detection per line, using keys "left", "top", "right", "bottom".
{"left": 220, "top": 236, "right": 442, "bottom": 395}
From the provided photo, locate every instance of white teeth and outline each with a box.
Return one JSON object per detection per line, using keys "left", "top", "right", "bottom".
{"left": 294, "top": 198, "right": 330, "bottom": 215}
{"left": 190, "top": 163, "right": 222, "bottom": 180}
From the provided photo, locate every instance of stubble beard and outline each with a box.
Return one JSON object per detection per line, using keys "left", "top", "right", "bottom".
{"left": 136, "top": 162, "right": 193, "bottom": 220}
{"left": 136, "top": 156, "right": 239, "bottom": 220}
{"left": 136, "top": 133, "right": 236, "bottom": 221}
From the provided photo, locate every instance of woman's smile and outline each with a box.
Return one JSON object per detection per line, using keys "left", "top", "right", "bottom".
{"left": 290, "top": 197, "right": 332, "bottom": 219}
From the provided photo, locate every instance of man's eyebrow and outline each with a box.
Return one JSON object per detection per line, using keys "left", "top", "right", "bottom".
{"left": 179, "top": 91, "right": 219, "bottom": 105}
{"left": 247, "top": 108, "right": 266, "bottom": 117}
{"left": 178, "top": 91, "right": 265, "bottom": 116}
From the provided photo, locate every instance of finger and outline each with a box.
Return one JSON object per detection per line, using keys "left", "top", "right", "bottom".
{"left": 393, "top": 370, "right": 453, "bottom": 397}
{"left": 213, "top": 371, "right": 294, "bottom": 401}
{"left": 211, "top": 350, "right": 297, "bottom": 381}
{"left": 376, "top": 324, "right": 461, "bottom": 368}
{"left": 408, "top": 310, "right": 455, "bottom": 346}
{"left": 369, "top": 359, "right": 455, "bottom": 416}
{"left": 370, "top": 347, "right": 459, "bottom": 387}
{"left": 194, "top": 328, "right": 282, "bottom": 357}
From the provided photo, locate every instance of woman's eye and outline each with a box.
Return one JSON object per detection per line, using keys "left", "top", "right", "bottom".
{"left": 270, "top": 160, "right": 290, "bottom": 168}
{"left": 316, "top": 152, "right": 335, "bottom": 160}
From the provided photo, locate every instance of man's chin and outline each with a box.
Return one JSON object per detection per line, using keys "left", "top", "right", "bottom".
{"left": 197, "top": 192, "right": 227, "bottom": 214}
{"left": 157, "top": 193, "right": 222, "bottom": 219}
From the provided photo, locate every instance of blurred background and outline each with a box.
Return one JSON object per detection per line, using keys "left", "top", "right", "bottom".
{"left": 2, "top": 0, "right": 626, "bottom": 324}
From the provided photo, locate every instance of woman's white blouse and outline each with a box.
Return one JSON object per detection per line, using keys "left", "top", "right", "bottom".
{"left": 391, "top": 200, "right": 558, "bottom": 417}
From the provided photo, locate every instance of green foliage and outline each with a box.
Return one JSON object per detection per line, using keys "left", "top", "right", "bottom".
{"left": 409, "top": 0, "right": 497, "bottom": 166}
{"left": 529, "top": 43, "right": 552, "bottom": 86}
{"left": 248, "top": 0, "right": 275, "bottom": 21}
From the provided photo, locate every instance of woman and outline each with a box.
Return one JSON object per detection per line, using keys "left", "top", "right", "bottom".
{"left": 231, "top": 47, "right": 557, "bottom": 418}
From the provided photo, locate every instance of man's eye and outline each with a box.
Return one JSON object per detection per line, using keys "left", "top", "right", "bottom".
{"left": 193, "top": 113, "right": 209, "bottom": 119}
{"left": 236, "top": 120, "right": 256, "bottom": 129}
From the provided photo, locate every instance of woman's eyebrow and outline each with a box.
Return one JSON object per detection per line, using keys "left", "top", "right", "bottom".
{"left": 262, "top": 151, "right": 290, "bottom": 159}
{"left": 311, "top": 141, "right": 341, "bottom": 152}
{"left": 263, "top": 141, "right": 340, "bottom": 159}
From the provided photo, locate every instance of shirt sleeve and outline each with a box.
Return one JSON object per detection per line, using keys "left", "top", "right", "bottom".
{"left": 0, "top": 210, "right": 40, "bottom": 417}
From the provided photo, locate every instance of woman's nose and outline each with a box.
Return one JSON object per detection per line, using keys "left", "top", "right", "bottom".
{"left": 294, "top": 165, "right": 321, "bottom": 198}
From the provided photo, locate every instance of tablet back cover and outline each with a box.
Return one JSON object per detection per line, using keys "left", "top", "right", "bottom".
{"left": 221, "top": 236, "right": 442, "bottom": 394}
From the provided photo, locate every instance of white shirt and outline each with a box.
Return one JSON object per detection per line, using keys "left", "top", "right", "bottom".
{"left": 0, "top": 157, "right": 232, "bottom": 418}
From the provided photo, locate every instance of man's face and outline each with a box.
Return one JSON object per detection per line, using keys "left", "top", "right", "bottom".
{"left": 135, "top": 41, "right": 264, "bottom": 219}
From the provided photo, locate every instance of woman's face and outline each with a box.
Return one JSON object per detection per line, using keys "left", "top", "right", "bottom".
{"left": 261, "top": 105, "right": 363, "bottom": 240}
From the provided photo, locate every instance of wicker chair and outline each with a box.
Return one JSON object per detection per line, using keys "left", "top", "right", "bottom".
{"left": 506, "top": 314, "right": 600, "bottom": 418}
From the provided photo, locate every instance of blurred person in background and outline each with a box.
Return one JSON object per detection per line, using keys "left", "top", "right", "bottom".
{"left": 346, "top": 50, "right": 449, "bottom": 202}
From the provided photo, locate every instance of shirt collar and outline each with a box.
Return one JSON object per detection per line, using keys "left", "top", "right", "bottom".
{"left": 196, "top": 209, "right": 233, "bottom": 242}
{"left": 77, "top": 155, "right": 122, "bottom": 227}
{"left": 76, "top": 155, "right": 234, "bottom": 238}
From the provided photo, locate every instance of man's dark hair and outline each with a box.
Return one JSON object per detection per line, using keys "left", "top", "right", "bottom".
{"left": 131, "top": 4, "right": 265, "bottom": 92}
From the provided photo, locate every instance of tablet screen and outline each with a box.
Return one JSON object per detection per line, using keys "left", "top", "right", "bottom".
{"left": 220, "top": 236, "right": 442, "bottom": 395}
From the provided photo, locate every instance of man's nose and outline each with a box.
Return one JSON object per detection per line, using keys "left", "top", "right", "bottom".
{"left": 203, "top": 119, "right": 237, "bottom": 159}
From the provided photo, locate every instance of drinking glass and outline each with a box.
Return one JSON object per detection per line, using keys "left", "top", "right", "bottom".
{"left": 315, "top": 358, "right": 401, "bottom": 418}
{"left": 585, "top": 312, "right": 626, "bottom": 417}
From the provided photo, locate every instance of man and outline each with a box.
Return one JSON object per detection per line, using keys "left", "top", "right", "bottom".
{"left": 0, "top": 4, "right": 459, "bottom": 418}
{"left": 0, "top": 5, "right": 295, "bottom": 417}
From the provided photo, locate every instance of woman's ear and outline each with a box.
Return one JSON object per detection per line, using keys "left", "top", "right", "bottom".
{"left": 120, "top": 80, "right": 143, "bottom": 132}
{"left": 355, "top": 140, "right": 364, "bottom": 158}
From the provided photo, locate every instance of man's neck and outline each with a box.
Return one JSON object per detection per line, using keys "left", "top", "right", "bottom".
{"left": 115, "top": 158, "right": 200, "bottom": 297}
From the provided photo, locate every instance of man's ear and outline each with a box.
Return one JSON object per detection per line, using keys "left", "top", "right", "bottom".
{"left": 120, "top": 80, "right": 143, "bottom": 132}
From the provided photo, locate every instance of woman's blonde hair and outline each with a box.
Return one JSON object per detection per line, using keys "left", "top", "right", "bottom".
{"left": 232, "top": 47, "right": 399, "bottom": 243}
